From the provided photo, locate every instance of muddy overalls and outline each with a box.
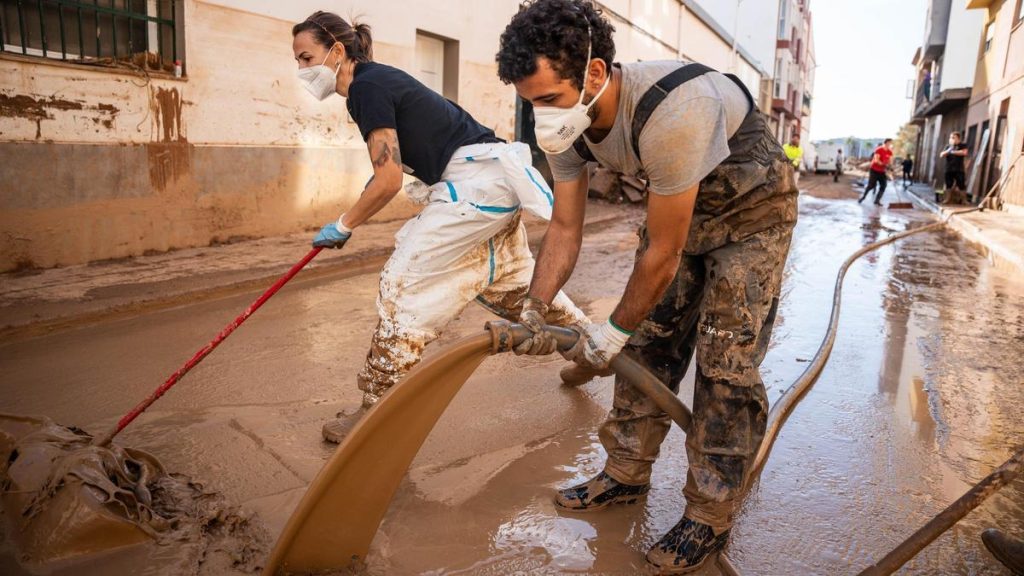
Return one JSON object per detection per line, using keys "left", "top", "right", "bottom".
{"left": 357, "top": 142, "right": 587, "bottom": 407}
{"left": 596, "top": 67, "right": 799, "bottom": 531}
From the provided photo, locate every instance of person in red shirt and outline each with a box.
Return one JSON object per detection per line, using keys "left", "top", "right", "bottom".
{"left": 859, "top": 138, "right": 894, "bottom": 205}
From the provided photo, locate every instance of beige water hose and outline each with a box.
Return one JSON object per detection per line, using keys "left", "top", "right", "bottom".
{"left": 263, "top": 160, "right": 1019, "bottom": 574}
{"left": 530, "top": 159, "right": 1022, "bottom": 574}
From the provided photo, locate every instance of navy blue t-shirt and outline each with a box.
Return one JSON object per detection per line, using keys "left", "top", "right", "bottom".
{"left": 346, "top": 62, "right": 501, "bottom": 185}
{"left": 944, "top": 143, "right": 967, "bottom": 174}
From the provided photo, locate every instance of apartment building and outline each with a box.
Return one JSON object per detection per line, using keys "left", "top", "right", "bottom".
{"left": 965, "top": 0, "right": 1024, "bottom": 206}
{"left": 770, "top": 0, "right": 815, "bottom": 145}
{"left": 910, "top": 0, "right": 985, "bottom": 188}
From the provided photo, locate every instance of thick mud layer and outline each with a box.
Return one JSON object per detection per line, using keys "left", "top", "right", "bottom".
{"left": 1, "top": 176, "right": 1022, "bottom": 574}
{"left": 0, "top": 415, "right": 268, "bottom": 575}
{"left": 266, "top": 334, "right": 494, "bottom": 574}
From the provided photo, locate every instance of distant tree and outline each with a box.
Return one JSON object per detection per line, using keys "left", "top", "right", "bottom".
{"left": 893, "top": 123, "right": 919, "bottom": 159}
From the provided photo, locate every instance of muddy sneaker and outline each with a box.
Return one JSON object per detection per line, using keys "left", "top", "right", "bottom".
{"left": 645, "top": 516, "right": 729, "bottom": 574}
{"left": 982, "top": 529, "right": 1024, "bottom": 575}
{"left": 559, "top": 364, "right": 615, "bottom": 387}
{"left": 321, "top": 406, "right": 369, "bottom": 444}
{"left": 554, "top": 471, "right": 649, "bottom": 511}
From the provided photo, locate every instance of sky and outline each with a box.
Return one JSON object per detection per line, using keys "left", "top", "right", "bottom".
{"left": 809, "top": 0, "right": 927, "bottom": 141}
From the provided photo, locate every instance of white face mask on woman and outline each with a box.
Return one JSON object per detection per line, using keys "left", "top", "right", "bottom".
{"left": 532, "top": 29, "right": 610, "bottom": 155}
{"left": 297, "top": 45, "right": 342, "bottom": 101}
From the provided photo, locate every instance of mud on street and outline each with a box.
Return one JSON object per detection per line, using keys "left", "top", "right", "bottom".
{"left": 1, "top": 172, "right": 1023, "bottom": 574}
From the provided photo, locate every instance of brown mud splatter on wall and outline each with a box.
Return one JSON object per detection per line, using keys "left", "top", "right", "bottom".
{"left": 150, "top": 87, "right": 186, "bottom": 143}
{"left": 146, "top": 142, "right": 191, "bottom": 191}
{"left": 146, "top": 87, "right": 191, "bottom": 191}
{"left": 0, "top": 94, "right": 118, "bottom": 139}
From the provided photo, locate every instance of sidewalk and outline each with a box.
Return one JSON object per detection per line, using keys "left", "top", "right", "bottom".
{"left": 0, "top": 203, "right": 624, "bottom": 341}
{"left": 902, "top": 181, "right": 1024, "bottom": 276}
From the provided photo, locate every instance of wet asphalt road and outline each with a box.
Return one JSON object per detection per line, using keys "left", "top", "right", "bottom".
{"left": 1, "top": 173, "right": 1022, "bottom": 574}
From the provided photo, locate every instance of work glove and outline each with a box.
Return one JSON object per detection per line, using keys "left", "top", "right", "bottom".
{"left": 312, "top": 217, "right": 352, "bottom": 249}
{"left": 562, "top": 320, "right": 632, "bottom": 370}
{"left": 513, "top": 296, "right": 558, "bottom": 356}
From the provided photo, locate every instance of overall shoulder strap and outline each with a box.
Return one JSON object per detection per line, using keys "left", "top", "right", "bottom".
{"left": 630, "top": 63, "right": 714, "bottom": 162}
{"left": 574, "top": 62, "right": 743, "bottom": 166}
{"left": 572, "top": 137, "right": 597, "bottom": 164}
{"left": 723, "top": 72, "right": 756, "bottom": 112}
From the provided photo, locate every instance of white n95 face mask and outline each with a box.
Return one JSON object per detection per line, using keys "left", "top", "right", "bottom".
{"left": 297, "top": 47, "right": 341, "bottom": 101}
{"left": 532, "top": 32, "right": 610, "bottom": 155}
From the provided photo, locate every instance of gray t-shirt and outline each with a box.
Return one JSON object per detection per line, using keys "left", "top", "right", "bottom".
{"left": 548, "top": 60, "right": 751, "bottom": 195}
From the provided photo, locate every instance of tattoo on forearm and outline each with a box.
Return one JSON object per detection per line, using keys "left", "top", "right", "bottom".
{"left": 390, "top": 140, "right": 402, "bottom": 167}
{"left": 373, "top": 139, "right": 392, "bottom": 168}
{"left": 370, "top": 131, "right": 402, "bottom": 169}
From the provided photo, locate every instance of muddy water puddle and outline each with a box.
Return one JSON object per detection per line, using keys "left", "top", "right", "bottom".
{"left": 369, "top": 190, "right": 1024, "bottom": 574}
{"left": 2, "top": 183, "right": 1022, "bottom": 574}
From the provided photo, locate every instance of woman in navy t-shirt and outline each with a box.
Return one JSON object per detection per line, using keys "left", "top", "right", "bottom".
{"left": 291, "top": 11, "right": 586, "bottom": 443}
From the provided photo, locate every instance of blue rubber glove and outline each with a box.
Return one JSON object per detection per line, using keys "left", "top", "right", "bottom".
{"left": 312, "top": 223, "right": 351, "bottom": 249}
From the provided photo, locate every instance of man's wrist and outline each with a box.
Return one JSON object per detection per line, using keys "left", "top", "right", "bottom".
{"left": 608, "top": 317, "right": 634, "bottom": 336}
{"left": 598, "top": 320, "right": 632, "bottom": 352}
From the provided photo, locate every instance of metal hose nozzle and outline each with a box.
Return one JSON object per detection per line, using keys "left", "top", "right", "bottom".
{"left": 484, "top": 321, "right": 693, "bottom": 433}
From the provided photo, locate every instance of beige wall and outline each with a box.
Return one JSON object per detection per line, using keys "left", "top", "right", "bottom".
{"left": 966, "top": 0, "right": 1024, "bottom": 206}
{"left": 1, "top": 0, "right": 773, "bottom": 271}
{"left": 0, "top": 0, "right": 520, "bottom": 272}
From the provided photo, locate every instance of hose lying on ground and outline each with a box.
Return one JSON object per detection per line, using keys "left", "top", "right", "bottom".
{"left": 264, "top": 161, "right": 1019, "bottom": 575}
{"left": 507, "top": 164, "right": 1022, "bottom": 575}
{"left": 742, "top": 162, "right": 1019, "bottom": 575}
{"left": 754, "top": 162, "right": 1016, "bottom": 481}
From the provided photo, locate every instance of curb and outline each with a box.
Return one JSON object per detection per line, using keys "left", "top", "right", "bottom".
{"left": 904, "top": 184, "right": 943, "bottom": 215}
{"left": 905, "top": 185, "right": 1024, "bottom": 275}
{"left": 0, "top": 212, "right": 622, "bottom": 342}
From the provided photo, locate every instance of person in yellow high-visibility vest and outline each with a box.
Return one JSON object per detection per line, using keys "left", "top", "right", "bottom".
{"left": 782, "top": 133, "right": 803, "bottom": 184}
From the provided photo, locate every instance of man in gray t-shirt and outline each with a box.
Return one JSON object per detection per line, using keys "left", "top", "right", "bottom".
{"left": 498, "top": 0, "right": 797, "bottom": 572}
{"left": 547, "top": 59, "right": 751, "bottom": 197}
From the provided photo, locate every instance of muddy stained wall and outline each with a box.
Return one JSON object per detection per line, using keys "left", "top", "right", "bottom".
{"left": 0, "top": 0, "right": 518, "bottom": 272}
{"left": 965, "top": 0, "right": 1024, "bottom": 207}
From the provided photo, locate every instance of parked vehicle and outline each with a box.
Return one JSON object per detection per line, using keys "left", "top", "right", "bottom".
{"left": 814, "top": 141, "right": 845, "bottom": 174}
{"left": 803, "top": 142, "right": 818, "bottom": 174}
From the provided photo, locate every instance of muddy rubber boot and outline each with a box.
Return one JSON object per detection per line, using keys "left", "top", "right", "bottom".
{"left": 982, "top": 529, "right": 1024, "bottom": 575}
{"left": 554, "top": 471, "right": 649, "bottom": 511}
{"left": 645, "top": 516, "right": 729, "bottom": 574}
{"left": 559, "top": 364, "right": 615, "bottom": 387}
{"left": 321, "top": 406, "right": 369, "bottom": 444}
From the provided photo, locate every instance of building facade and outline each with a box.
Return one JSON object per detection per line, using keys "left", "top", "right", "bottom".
{"left": 965, "top": 0, "right": 1024, "bottom": 207}
{"left": 770, "top": 0, "right": 815, "bottom": 147}
{"left": 910, "top": 0, "right": 985, "bottom": 188}
{"left": 0, "top": 0, "right": 779, "bottom": 272}
{"left": 684, "top": 0, "right": 782, "bottom": 110}
{"left": 800, "top": 16, "right": 816, "bottom": 160}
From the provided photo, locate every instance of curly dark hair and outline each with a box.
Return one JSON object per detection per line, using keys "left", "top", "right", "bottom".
{"left": 496, "top": 0, "right": 616, "bottom": 89}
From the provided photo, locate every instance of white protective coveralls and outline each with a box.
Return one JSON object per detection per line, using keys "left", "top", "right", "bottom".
{"left": 356, "top": 141, "right": 588, "bottom": 406}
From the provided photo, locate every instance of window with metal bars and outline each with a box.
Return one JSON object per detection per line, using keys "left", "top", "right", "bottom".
{"left": 0, "top": 0, "right": 183, "bottom": 75}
